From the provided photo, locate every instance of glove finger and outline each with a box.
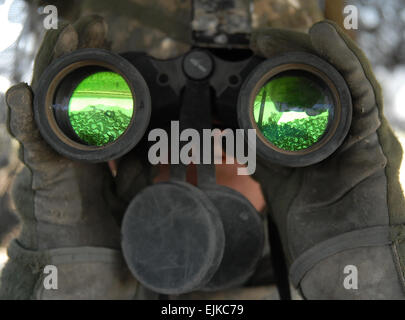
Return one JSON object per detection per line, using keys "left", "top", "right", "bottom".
{"left": 6, "top": 83, "right": 68, "bottom": 168}
{"left": 31, "top": 14, "right": 108, "bottom": 86}
{"left": 73, "top": 14, "right": 109, "bottom": 49}
{"left": 309, "top": 20, "right": 379, "bottom": 117}
{"left": 22, "top": 15, "right": 108, "bottom": 165}
{"left": 53, "top": 24, "right": 79, "bottom": 59}
{"left": 7, "top": 82, "right": 118, "bottom": 210}
{"left": 32, "top": 23, "right": 78, "bottom": 87}
{"left": 250, "top": 28, "right": 316, "bottom": 58}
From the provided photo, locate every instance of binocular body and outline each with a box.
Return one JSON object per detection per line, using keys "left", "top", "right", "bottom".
{"left": 33, "top": 46, "right": 352, "bottom": 294}
{"left": 34, "top": 47, "right": 352, "bottom": 167}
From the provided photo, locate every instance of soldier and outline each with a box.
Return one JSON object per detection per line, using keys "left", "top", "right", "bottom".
{"left": 1, "top": 0, "right": 404, "bottom": 299}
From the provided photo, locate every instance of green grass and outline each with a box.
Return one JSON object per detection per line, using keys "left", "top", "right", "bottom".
{"left": 259, "top": 111, "right": 329, "bottom": 151}
{"left": 69, "top": 105, "right": 132, "bottom": 146}
{"left": 68, "top": 71, "right": 134, "bottom": 146}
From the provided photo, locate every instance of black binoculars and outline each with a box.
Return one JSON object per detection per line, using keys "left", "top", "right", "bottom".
{"left": 33, "top": 46, "right": 352, "bottom": 294}
{"left": 34, "top": 46, "right": 352, "bottom": 167}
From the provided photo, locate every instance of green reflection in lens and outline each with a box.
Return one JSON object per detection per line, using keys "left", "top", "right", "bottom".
{"left": 68, "top": 71, "right": 134, "bottom": 146}
{"left": 253, "top": 73, "right": 333, "bottom": 151}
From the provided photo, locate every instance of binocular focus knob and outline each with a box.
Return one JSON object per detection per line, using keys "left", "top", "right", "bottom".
{"left": 183, "top": 50, "right": 214, "bottom": 80}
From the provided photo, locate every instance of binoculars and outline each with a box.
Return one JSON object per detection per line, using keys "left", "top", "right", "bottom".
{"left": 33, "top": 45, "right": 352, "bottom": 294}
{"left": 34, "top": 46, "right": 352, "bottom": 167}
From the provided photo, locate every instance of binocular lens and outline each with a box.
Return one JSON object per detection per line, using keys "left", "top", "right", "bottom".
{"left": 34, "top": 49, "right": 151, "bottom": 162}
{"left": 253, "top": 71, "right": 334, "bottom": 152}
{"left": 238, "top": 52, "right": 352, "bottom": 167}
{"left": 67, "top": 71, "right": 134, "bottom": 146}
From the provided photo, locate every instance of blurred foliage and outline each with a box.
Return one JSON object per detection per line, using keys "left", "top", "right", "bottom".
{"left": 252, "top": 0, "right": 324, "bottom": 31}
{"left": 349, "top": 0, "right": 405, "bottom": 69}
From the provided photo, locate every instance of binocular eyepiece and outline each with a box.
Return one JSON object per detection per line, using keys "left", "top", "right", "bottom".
{"left": 34, "top": 47, "right": 352, "bottom": 167}
{"left": 34, "top": 50, "right": 151, "bottom": 162}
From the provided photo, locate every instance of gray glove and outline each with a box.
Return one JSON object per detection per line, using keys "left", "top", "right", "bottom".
{"left": 251, "top": 20, "right": 405, "bottom": 299}
{"left": 0, "top": 15, "right": 153, "bottom": 299}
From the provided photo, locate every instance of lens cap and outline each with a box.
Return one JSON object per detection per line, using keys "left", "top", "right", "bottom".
{"left": 121, "top": 181, "right": 225, "bottom": 295}
{"left": 202, "top": 185, "right": 264, "bottom": 291}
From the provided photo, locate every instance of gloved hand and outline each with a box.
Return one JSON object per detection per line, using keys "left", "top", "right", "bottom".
{"left": 250, "top": 20, "right": 405, "bottom": 299}
{"left": 0, "top": 15, "right": 154, "bottom": 299}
